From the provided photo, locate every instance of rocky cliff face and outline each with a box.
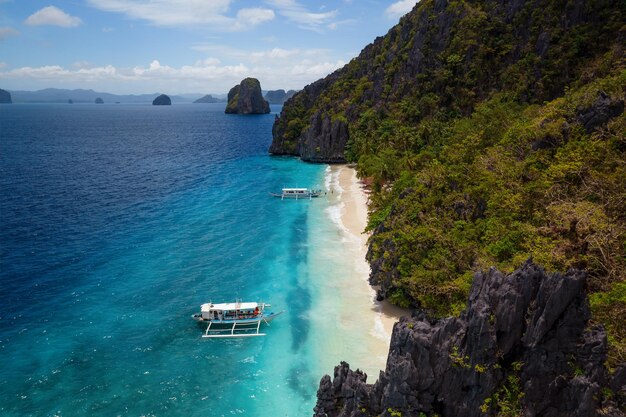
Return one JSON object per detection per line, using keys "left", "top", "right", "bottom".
{"left": 0, "top": 89, "right": 12, "bottom": 103}
{"left": 225, "top": 78, "right": 270, "bottom": 114}
{"left": 314, "top": 261, "right": 625, "bottom": 417}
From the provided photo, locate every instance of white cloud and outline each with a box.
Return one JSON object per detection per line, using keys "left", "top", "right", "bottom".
{"left": 87, "top": 0, "right": 274, "bottom": 30}
{"left": 385, "top": 0, "right": 418, "bottom": 19}
{"left": 265, "top": 0, "right": 338, "bottom": 32}
{"left": 25, "top": 6, "right": 83, "bottom": 27}
{"left": 0, "top": 27, "right": 20, "bottom": 41}
{"left": 249, "top": 48, "right": 300, "bottom": 63}
{"left": 235, "top": 8, "right": 275, "bottom": 28}
{"left": 0, "top": 47, "right": 346, "bottom": 93}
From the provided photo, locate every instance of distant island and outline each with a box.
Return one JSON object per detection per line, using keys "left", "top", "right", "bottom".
{"left": 193, "top": 94, "right": 224, "bottom": 104}
{"left": 5, "top": 88, "right": 203, "bottom": 104}
{"left": 95, "top": 97, "right": 104, "bottom": 104}
{"left": 152, "top": 94, "right": 171, "bottom": 105}
{"left": 0, "top": 89, "right": 12, "bottom": 104}
{"left": 264, "top": 89, "right": 296, "bottom": 104}
{"left": 225, "top": 78, "right": 270, "bottom": 114}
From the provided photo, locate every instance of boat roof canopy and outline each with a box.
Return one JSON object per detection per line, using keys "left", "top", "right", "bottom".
{"left": 201, "top": 302, "right": 259, "bottom": 312}
{"left": 282, "top": 188, "right": 309, "bottom": 191}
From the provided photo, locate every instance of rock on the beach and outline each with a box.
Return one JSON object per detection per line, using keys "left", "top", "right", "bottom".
{"left": 225, "top": 78, "right": 270, "bottom": 114}
{"left": 314, "top": 261, "right": 625, "bottom": 417}
{"left": 152, "top": 94, "right": 171, "bottom": 105}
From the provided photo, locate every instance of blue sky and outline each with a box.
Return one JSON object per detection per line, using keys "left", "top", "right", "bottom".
{"left": 0, "top": 0, "right": 418, "bottom": 94}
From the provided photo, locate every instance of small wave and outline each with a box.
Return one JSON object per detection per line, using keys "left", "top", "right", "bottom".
{"left": 371, "top": 314, "right": 392, "bottom": 342}
{"left": 324, "top": 165, "right": 332, "bottom": 190}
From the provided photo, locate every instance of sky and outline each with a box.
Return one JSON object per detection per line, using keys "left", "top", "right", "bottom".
{"left": 0, "top": 0, "right": 419, "bottom": 95}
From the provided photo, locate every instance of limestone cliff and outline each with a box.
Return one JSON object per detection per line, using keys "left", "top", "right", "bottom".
{"left": 225, "top": 78, "right": 270, "bottom": 114}
{"left": 314, "top": 261, "right": 625, "bottom": 417}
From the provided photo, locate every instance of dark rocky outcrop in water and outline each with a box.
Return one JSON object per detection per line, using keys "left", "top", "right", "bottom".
{"left": 0, "top": 89, "right": 12, "bottom": 103}
{"left": 314, "top": 261, "right": 625, "bottom": 417}
{"left": 152, "top": 94, "right": 171, "bottom": 105}
{"left": 95, "top": 97, "right": 104, "bottom": 104}
{"left": 225, "top": 78, "right": 270, "bottom": 114}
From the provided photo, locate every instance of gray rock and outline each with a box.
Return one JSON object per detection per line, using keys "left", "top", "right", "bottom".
{"left": 577, "top": 91, "right": 624, "bottom": 133}
{"left": 314, "top": 261, "right": 624, "bottom": 417}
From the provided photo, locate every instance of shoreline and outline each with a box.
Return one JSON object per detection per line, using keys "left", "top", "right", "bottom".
{"left": 325, "top": 164, "right": 408, "bottom": 368}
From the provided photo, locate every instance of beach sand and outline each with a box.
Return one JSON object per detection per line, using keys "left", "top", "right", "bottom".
{"left": 332, "top": 165, "right": 407, "bottom": 339}
{"left": 308, "top": 164, "right": 408, "bottom": 378}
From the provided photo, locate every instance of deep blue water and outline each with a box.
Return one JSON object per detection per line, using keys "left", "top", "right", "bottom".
{"left": 0, "top": 103, "right": 328, "bottom": 416}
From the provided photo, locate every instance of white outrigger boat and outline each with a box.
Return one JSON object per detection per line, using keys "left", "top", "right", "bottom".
{"left": 270, "top": 187, "right": 322, "bottom": 200}
{"left": 192, "top": 300, "right": 283, "bottom": 338}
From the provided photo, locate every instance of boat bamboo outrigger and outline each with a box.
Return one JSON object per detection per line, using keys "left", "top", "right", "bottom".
{"left": 192, "top": 300, "right": 283, "bottom": 338}
{"left": 270, "top": 187, "right": 322, "bottom": 200}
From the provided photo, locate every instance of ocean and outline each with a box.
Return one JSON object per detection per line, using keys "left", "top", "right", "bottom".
{"left": 0, "top": 103, "right": 388, "bottom": 417}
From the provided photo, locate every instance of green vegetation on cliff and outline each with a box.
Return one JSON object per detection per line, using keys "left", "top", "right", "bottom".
{"left": 272, "top": 0, "right": 626, "bottom": 365}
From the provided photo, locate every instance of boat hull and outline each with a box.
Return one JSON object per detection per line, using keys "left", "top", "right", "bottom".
{"left": 269, "top": 192, "right": 321, "bottom": 199}
{"left": 191, "top": 311, "right": 283, "bottom": 325}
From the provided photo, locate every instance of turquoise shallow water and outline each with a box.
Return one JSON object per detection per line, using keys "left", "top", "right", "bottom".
{"left": 0, "top": 103, "right": 354, "bottom": 416}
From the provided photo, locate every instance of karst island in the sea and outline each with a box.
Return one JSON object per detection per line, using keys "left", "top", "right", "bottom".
{"left": 152, "top": 94, "right": 171, "bottom": 106}
{"left": 225, "top": 77, "right": 270, "bottom": 114}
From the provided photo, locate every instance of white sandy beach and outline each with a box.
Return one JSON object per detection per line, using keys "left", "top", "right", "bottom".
{"left": 332, "top": 165, "right": 407, "bottom": 337}
{"left": 307, "top": 164, "right": 408, "bottom": 379}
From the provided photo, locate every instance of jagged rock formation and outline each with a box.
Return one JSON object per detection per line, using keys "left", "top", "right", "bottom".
{"left": 225, "top": 78, "right": 270, "bottom": 114}
{"left": 577, "top": 91, "right": 625, "bottom": 133}
{"left": 95, "top": 97, "right": 104, "bottom": 104}
{"left": 152, "top": 94, "right": 171, "bottom": 105}
{"left": 264, "top": 89, "right": 296, "bottom": 104}
{"left": 314, "top": 261, "right": 625, "bottom": 417}
{"left": 193, "top": 94, "right": 223, "bottom": 103}
{"left": 0, "top": 89, "right": 12, "bottom": 103}
{"left": 269, "top": 73, "right": 348, "bottom": 161}
{"left": 271, "top": 108, "right": 349, "bottom": 162}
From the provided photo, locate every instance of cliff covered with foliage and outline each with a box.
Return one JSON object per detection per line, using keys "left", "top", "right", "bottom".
{"left": 225, "top": 77, "right": 270, "bottom": 114}
{"left": 270, "top": 0, "right": 626, "bottom": 366}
